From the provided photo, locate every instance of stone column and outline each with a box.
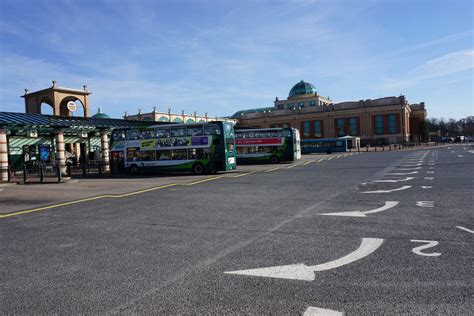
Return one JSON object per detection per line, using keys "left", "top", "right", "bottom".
{"left": 100, "top": 130, "right": 110, "bottom": 172}
{"left": 0, "top": 129, "right": 9, "bottom": 182}
{"left": 55, "top": 130, "right": 66, "bottom": 175}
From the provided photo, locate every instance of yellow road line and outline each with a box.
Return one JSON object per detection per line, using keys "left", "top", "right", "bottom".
{"left": 186, "top": 176, "right": 224, "bottom": 185}
{"left": 0, "top": 183, "right": 178, "bottom": 219}
{"left": 264, "top": 167, "right": 280, "bottom": 173}
{"left": 233, "top": 171, "right": 257, "bottom": 178}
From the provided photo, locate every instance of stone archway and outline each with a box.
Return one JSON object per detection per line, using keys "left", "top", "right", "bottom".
{"left": 23, "top": 81, "right": 91, "bottom": 117}
{"left": 59, "top": 96, "right": 86, "bottom": 117}
{"left": 39, "top": 96, "right": 54, "bottom": 115}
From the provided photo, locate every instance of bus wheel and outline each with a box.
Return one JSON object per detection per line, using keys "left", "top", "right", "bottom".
{"left": 192, "top": 163, "right": 205, "bottom": 175}
{"left": 129, "top": 164, "right": 139, "bottom": 175}
{"left": 270, "top": 155, "right": 279, "bottom": 164}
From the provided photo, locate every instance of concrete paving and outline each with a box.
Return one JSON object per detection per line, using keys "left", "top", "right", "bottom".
{"left": 0, "top": 144, "right": 472, "bottom": 314}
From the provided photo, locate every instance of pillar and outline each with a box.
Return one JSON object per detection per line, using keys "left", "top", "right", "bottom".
{"left": 0, "top": 129, "right": 9, "bottom": 181}
{"left": 55, "top": 130, "right": 66, "bottom": 175}
{"left": 100, "top": 130, "right": 110, "bottom": 172}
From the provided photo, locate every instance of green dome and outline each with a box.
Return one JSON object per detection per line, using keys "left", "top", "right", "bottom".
{"left": 92, "top": 107, "right": 110, "bottom": 119}
{"left": 288, "top": 80, "right": 317, "bottom": 98}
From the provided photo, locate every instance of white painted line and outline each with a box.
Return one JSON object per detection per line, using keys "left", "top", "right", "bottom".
{"left": 321, "top": 201, "right": 399, "bottom": 217}
{"left": 225, "top": 238, "right": 383, "bottom": 281}
{"left": 416, "top": 201, "right": 434, "bottom": 208}
{"left": 264, "top": 167, "right": 280, "bottom": 173}
{"left": 395, "top": 167, "right": 421, "bottom": 170}
{"left": 304, "top": 307, "right": 343, "bottom": 316}
{"left": 303, "top": 160, "right": 313, "bottom": 165}
{"left": 411, "top": 240, "right": 441, "bottom": 257}
{"left": 456, "top": 226, "right": 474, "bottom": 234}
{"left": 429, "top": 167, "right": 434, "bottom": 169}
{"left": 372, "top": 177, "right": 414, "bottom": 183}
{"left": 400, "top": 163, "right": 422, "bottom": 167}
{"left": 426, "top": 171, "right": 435, "bottom": 174}
{"left": 386, "top": 171, "right": 418, "bottom": 175}
{"left": 458, "top": 155, "right": 463, "bottom": 157}
{"left": 286, "top": 163, "right": 300, "bottom": 169}
{"left": 362, "top": 186, "right": 411, "bottom": 194}
{"left": 420, "top": 186, "right": 432, "bottom": 189}
{"left": 424, "top": 177, "right": 434, "bottom": 180}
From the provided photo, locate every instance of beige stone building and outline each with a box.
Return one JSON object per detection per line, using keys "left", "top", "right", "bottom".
{"left": 125, "top": 108, "right": 236, "bottom": 124}
{"left": 232, "top": 80, "right": 427, "bottom": 145}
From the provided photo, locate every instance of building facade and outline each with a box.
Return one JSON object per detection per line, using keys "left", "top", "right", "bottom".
{"left": 232, "top": 80, "right": 427, "bottom": 145}
{"left": 124, "top": 108, "right": 236, "bottom": 124}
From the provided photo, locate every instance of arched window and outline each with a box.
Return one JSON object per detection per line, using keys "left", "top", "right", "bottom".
{"left": 173, "top": 117, "right": 183, "bottom": 123}
{"left": 143, "top": 117, "right": 153, "bottom": 121}
{"left": 186, "top": 118, "right": 195, "bottom": 123}
{"left": 158, "top": 116, "right": 169, "bottom": 122}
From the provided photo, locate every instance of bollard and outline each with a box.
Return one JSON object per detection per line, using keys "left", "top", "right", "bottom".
{"left": 382, "top": 145, "right": 385, "bottom": 151}
{"left": 98, "top": 161, "right": 102, "bottom": 176}
{"left": 57, "top": 164, "right": 62, "bottom": 182}
{"left": 67, "top": 164, "right": 71, "bottom": 177}
{"left": 82, "top": 163, "right": 86, "bottom": 176}
{"left": 366, "top": 145, "right": 369, "bottom": 152}
{"left": 40, "top": 166, "right": 44, "bottom": 183}
{"left": 389, "top": 144, "right": 391, "bottom": 151}
{"left": 23, "top": 164, "right": 27, "bottom": 183}
{"left": 375, "top": 146, "right": 377, "bottom": 152}
{"left": 7, "top": 165, "right": 11, "bottom": 182}
{"left": 358, "top": 146, "right": 360, "bottom": 152}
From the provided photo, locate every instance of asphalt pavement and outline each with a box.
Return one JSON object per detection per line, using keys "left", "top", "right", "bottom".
{"left": 1, "top": 145, "right": 472, "bottom": 314}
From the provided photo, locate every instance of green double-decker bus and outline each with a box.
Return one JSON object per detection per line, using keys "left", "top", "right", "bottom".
{"left": 110, "top": 121, "right": 236, "bottom": 175}
{"left": 235, "top": 128, "right": 301, "bottom": 164}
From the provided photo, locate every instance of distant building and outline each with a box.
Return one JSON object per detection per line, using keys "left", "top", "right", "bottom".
{"left": 124, "top": 108, "right": 236, "bottom": 124}
{"left": 232, "top": 80, "right": 427, "bottom": 145}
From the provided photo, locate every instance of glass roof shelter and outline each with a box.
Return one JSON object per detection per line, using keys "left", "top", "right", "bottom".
{"left": 0, "top": 111, "right": 152, "bottom": 181}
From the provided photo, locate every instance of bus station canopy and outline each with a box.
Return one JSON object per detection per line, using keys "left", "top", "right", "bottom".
{"left": 0, "top": 111, "right": 153, "bottom": 137}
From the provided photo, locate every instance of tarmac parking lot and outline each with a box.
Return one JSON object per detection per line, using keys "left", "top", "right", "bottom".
{"left": 1, "top": 145, "right": 472, "bottom": 314}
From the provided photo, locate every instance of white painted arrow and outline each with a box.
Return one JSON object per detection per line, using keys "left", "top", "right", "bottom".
{"left": 372, "top": 177, "right": 414, "bottom": 183}
{"left": 386, "top": 171, "right": 418, "bottom": 175}
{"left": 362, "top": 185, "right": 411, "bottom": 194}
{"left": 304, "top": 306, "right": 343, "bottom": 316}
{"left": 224, "top": 238, "right": 384, "bottom": 281}
{"left": 320, "top": 201, "right": 399, "bottom": 217}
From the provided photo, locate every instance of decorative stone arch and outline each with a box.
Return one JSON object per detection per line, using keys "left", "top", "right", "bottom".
{"left": 172, "top": 117, "right": 183, "bottom": 123}
{"left": 186, "top": 118, "right": 195, "bottom": 123}
{"left": 22, "top": 81, "right": 91, "bottom": 117}
{"left": 59, "top": 96, "right": 86, "bottom": 117}
{"left": 158, "top": 116, "right": 169, "bottom": 122}
{"left": 143, "top": 117, "right": 153, "bottom": 122}
{"left": 39, "top": 96, "right": 54, "bottom": 115}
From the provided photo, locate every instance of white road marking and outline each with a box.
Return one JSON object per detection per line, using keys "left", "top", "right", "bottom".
{"left": 362, "top": 185, "right": 411, "bottom": 194}
{"left": 321, "top": 201, "right": 399, "bottom": 217}
{"left": 395, "top": 167, "right": 421, "bottom": 170}
{"left": 429, "top": 167, "right": 434, "bottom": 169}
{"left": 456, "top": 226, "right": 474, "bottom": 234}
{"left": 400, "top": 163, "right": 422, "bottom": 167}
{"left": 224, "top": 238, "right": 384, "bottom": 281}
{"left": 304, "top": 307, "right": 343, "bottom": 316}
{"left": 411, "top": 240, "right": 441, "bottom": 257}
{"left": 304, "top": 160, "right": 313, "bottom": 165}
{"left": 424, "top": 177, "right": 434, "bottom": 180}
{"left": 372, "top": 177, "right": 414, "bottom": 183}
{"left": 286, "top": 163, "right": 300, "bottom": 169}
{"left": 416, "top": 201, "right": 434, "bottom": 207}
{"left": 426, "top": 171, "right": 435, "bottom": 174}
{"left": 421, "top": 186, "right": 433, "bottom": 189}
{"left": 386, "top": 171, "right": 418, "bottom": 175}
{"left": 458, "top": 155, "right": 463, "bottom": 157}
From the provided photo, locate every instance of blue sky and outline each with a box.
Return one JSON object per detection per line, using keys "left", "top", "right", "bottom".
{"left": 0, "top": 0, "right": 472, "bottom": 119}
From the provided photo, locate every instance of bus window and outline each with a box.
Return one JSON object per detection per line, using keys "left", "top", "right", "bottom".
{"left": 112, "top": 130, "right": 126, "bottom": 141}
{"left": 187, "top": 126, "right": 203, "bottom": 136}
{"left": 140, "top": 150, "right": 156, "bottom": 161}
{"left": 171, "top": 149, "right": 187, "bottom": 160}
{"left": 156, "top": 150, "right": 171, "bottom": 160}
{"left": 127, "top": 147, "right": 140, "bottom": 161}
{"left": 141, "top": 130, "right": 155, "bottom": 139}
{"left": 226, "top": 139, "right": 235, "bottom": 152}
{"left": 128, "top": 130, "right": 141, "bottom": 140}
{"left": 188, "top": 148, "right": 204, "bottom": 159}
{"left": 171, "top": 127, "right": 186, "bottom": 137}
{"left": 203, "top": 148, "right": 211, "bottom": 159}
{"left": 204, "top": 124, "right": 220, "bottom": 135}
{"left": 156, "top": 127, "right": 170, "bottom": 138}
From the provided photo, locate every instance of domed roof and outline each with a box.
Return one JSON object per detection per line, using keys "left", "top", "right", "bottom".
{"left": 288, "top": 80, "right": 317, "bottom": 98}
{"left": 91, "top": 106, "right": 110, "bottom": 119}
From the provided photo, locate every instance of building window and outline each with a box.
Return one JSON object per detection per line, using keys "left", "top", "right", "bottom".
{"left": 277, "top": 104, "right": 284, "bottom": 110}
{"left": 287, "top": 103, "right": 294, "bottom": 110}
{"left": 375, "top": 115, "right": 384, "bottom": 135}
{"left": 310, "top": 100, "right": 316, "bottom": 106}
{"left": 270, "top": 124, "right": 277, "bottom": 128}
{"left": 314, "top": 120, "right": 322, "bottom": 137}
{"left": 337, "top": 118, "right": 345, "bottom": 137}
{"left": 282, "top": 123, "right": 289, "bottom": 128}
{"left": 388, "top": 114, "right": 397, "bottom": 134}
{"left": 349, "top": 117, "right": 358, "bottom": 135}
{"left": 303, "top": 121, "right": 310, "bottom": 138}
{"left": 299, "top": 102, "right": 305, "bottom": 108}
